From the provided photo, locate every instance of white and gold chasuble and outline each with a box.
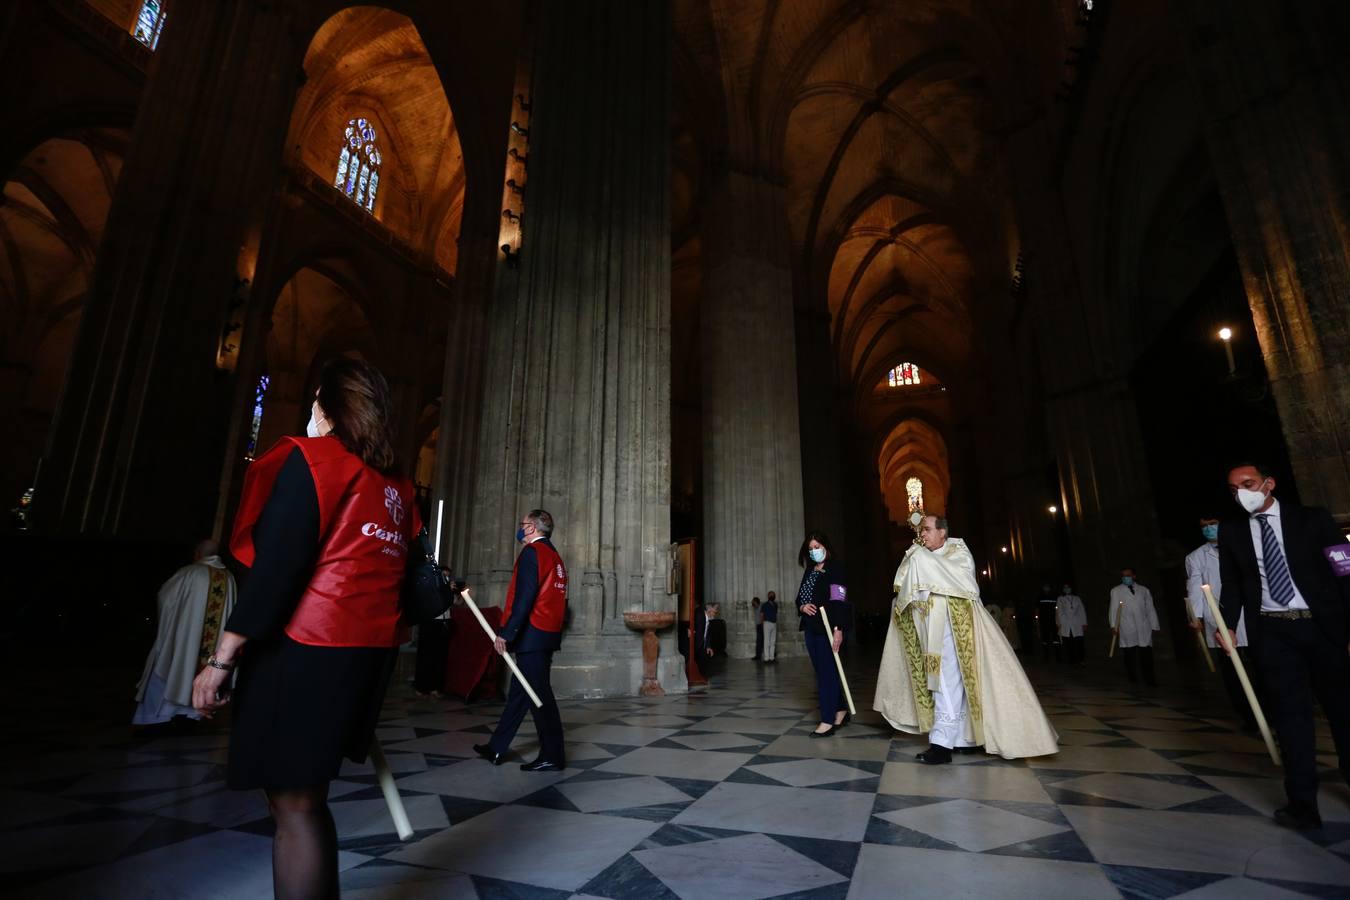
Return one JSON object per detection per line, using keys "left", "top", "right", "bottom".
{"left": 873, "top": 539, "right": 1059, "bottom": 760}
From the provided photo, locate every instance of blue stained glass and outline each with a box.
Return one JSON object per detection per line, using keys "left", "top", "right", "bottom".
{"left": 245, "top": 374, "right": 270, "bottom": 461}
{"left": 339, "top": 119, "right": 381, "bottom": 213}
{"left": 134, "top": 1, "right": 166, "bottom": 50}
{"left": 334, "top": 147, "right": 350, "bottom": 190}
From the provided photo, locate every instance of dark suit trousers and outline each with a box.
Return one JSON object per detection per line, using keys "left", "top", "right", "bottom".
{"left": 488, "top": 649, "right": 565, "bottom": 762}
{"left": 1253, "top": 617, "right": 1350, "bottom": 814}
{"left": 1122, "top": 646, "right": 1156, "bottom": 685}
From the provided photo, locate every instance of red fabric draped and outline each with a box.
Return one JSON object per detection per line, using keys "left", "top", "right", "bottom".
{"left": 445, "top": 604, "right": 503, "bottom": 702}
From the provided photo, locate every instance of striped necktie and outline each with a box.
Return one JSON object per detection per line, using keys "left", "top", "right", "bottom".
{"left": 1255, "top": 514, "right": 1296, "bottom": 607}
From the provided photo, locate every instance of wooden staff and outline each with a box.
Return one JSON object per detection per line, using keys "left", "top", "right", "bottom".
{"left": 818, "top": 606, "right": 856, "bottom": 716}
{"left": 1202, "top": 584, "right": 1280, "bottom": 766}
{"left": 1108, "top": 599, "right": 1123, "bottom": 657}
{"left": 370, "top": 741, "right": 414, "bottom": 841}
{"left": 1185, "top": 589, "right": 1216, "bottom": 673}
{"left": 460, "top": 588, "right": 543, "bottom": 708}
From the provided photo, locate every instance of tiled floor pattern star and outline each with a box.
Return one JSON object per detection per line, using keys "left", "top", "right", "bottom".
{"left": 4, "top": 652, "right": 1349, "bottom": 899}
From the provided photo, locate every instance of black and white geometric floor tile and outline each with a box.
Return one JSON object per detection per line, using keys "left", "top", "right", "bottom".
{"left": 3, "top": 654, "right": 1349, "bottom": 899}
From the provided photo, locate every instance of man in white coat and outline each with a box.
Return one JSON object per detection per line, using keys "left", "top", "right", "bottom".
{"left": 133, "top": 540, "right": 237, "bottom": 726}
{"left": 1056, "top": 584, "right": 1087, "bottom": 666}
{"left": 1185, "top": 516, "right": 1256, "bottom": 728}
{"left": 1109, "top": 568, "right": 1160, "bottom": 686}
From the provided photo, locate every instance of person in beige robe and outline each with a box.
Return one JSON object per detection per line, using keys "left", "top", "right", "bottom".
{"left": 873, "top": 516, "right": 1058, "bottom": 764}
{"left": 133, "top": 540, "right": 237, "bottom": 725}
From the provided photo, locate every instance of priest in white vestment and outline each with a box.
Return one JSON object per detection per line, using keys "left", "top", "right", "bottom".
{"left": 133, "top": 540, "right": 237, "bottom": 725}
{"left": 873, "top": 516, "right": 1058, "bottom": 764}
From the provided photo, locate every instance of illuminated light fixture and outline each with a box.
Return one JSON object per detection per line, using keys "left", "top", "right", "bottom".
{"left": 1000, "top": 546, "right": 1008, "bottom": 554}
{"left": 1218, "top": 326, "right": 1236, "bottom": 375}
{"left": 1048, "top": 505, "right": 1058, "bottom": 514}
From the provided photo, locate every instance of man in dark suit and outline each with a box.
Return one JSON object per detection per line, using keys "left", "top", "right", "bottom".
{"left": 694, "top": 602, "right": 726, "bottom": 676}
{"left": 1217, "top": 462, "right": 1350, "bottom": 830}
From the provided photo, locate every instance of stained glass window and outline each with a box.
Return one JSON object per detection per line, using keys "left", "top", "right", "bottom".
{"left": 336, "top": 119, "right": 381, "bottom": 214}
{"left": 244, "top": 374, "right": 270, "bottom": 462}
{"left": 133, "top": 0, "right": 167, "bottom": 50}
{"left": 887, "top": 363, "right": 921, "bottom": 387}
{"left": 334, "top": 147, "right": 351, "bottom": 191}
{"left": 906, "top": 477, "right": 924, "bottom": 514}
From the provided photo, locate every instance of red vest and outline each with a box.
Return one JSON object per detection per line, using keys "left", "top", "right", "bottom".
{"left": 503, "top": 540, "right": 568, "bottom": 633}
{"left": 231, "top": 435, "right": 419, "bottom": 648}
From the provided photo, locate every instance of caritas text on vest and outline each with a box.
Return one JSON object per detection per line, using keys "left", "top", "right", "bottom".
{"left": 362, "top": 522, "right": 407, "bottom": 556}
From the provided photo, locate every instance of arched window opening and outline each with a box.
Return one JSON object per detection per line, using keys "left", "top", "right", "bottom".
{"left": 887, "top": 363, "right": 921, "bottom": 387}
{"left": 133, "top": 1, "right": 167, "bottom": 50}
{"left": 906, "top": 477, "right": 924, "bottom": 514}
{"left": 335, "top": 118, "right": 382, "bottom": 213}
{"left": 244, "top": 374, "right": 270, "bottom": 462}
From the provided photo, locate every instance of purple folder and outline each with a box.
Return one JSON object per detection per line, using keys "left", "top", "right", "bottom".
{"left": 830, "top": 584, "right": 847, "bottom": 601}
{"left": 1325, "top": 544, "right": 1350, "bottom": 577}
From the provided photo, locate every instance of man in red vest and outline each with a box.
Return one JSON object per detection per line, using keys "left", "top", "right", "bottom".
{"left": 475, "top": 509, "right": 568, "bottom": 770}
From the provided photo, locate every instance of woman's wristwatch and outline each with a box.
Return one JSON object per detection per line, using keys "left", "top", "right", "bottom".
{"left": 207, "top": 656, "right": 235, "bottom": 672}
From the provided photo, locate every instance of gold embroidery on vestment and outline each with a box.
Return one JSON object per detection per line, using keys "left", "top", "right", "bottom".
{"left": 197, "top": 568, "right": 228, "bottom": 669}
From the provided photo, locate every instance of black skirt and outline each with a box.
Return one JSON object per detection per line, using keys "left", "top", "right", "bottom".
{"left": 226, "top": 635, "right": 396, "bottom": 791}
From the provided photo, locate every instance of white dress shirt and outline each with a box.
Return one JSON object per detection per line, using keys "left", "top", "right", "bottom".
{"left": 1184, "top": 542, "right": 1247, "bottom": 647}
{"left": 1248, "top": 499, "right": 1310, "bottom": 611}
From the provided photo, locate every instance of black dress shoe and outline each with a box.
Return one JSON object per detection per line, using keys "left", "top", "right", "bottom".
{"left": 916, "top": 744, "right": 953, "bottom": 765}
{"left": 810, "top": 725, "right": 837, "bottom": 738}
{"left": 952, "top": 745, "right": 983, "bottom": 755}
{"left": 520, "top": 758, "right": 565, "bottom": 772}
{"left": 1274, "top": 806, "right": 1323, "bottom": 830}
{"left": 833, "top": 712, "right": 852, "bottom": 730}
{"left": 473, "top": 743, "right": 506, "bottom": 765}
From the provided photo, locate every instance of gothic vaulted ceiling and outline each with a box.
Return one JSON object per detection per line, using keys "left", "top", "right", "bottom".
{"left": 288, "top": 6, "right": 466, "bottom": 275}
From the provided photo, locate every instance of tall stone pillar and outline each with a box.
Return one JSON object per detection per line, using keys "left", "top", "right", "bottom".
{"left": 1179, "top": 2, "right": 1350, "bottom": 518}
{"left": 466, "top": 0, "right": 680, "bottom": 698}
{"left": 40, "top": 2, "right": 302, "bottom": 537}
{"left": 702, "top": 171, "right": 807, "bottom": 658}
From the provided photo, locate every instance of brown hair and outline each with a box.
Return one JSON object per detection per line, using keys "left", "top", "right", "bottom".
{"left": 317, "top": 358, "right": 398, "bottom": 473}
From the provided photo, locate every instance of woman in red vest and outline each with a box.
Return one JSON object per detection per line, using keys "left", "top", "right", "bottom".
{"left": 192, "top": 358, "right": 418, "bottom": 899}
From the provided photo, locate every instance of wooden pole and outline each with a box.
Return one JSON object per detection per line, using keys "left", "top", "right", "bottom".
{"left": 370, "top": 742, "right": 414, "bottom": 841}
{"left": 818, "top": 606, "right": 856, "bottom": 716}
{"left": 460, "top": 589, "right": 543, "bottom": 708}
{"left": 1108, "top": 599, "right": 1122, "bottom": 657}
{"left": 1184, "top": 588, "right": 1216, "bottom": 673}
{"left": 1202, "top": 585, "right": 1280, "bottom": 765}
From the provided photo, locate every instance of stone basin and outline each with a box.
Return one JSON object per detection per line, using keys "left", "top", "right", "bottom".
{"left": 622, "top": 611, "right": 676, "bottom": 631}
{"left": 621, "top": 612, "right": 676, "bottom": 695}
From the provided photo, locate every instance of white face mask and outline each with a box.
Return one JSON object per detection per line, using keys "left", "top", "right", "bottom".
{"left": 306, "top": 412, "right": 322, "bottom": 439}
{"left": 809, "top": 547, "right": 826, "bottom": 564}
{"left": 1236, "top": 486, "right": 1269, "bottom": 514}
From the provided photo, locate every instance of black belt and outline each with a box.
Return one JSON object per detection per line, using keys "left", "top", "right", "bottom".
{"left": 1259, "top": 608, "right": 1312, "bottom": 620}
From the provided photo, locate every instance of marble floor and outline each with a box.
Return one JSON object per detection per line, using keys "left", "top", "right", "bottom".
{"left": 4, "top": 650, "right": 1349, "bottom": 899}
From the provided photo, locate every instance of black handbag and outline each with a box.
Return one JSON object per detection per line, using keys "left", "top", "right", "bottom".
{"left": 401, "top": 527, "right": 457, "bottom": 625}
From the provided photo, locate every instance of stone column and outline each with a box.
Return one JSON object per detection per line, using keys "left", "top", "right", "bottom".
{"left": 465, "top": 0, "right": 680, "bottom": 698}
{"left": 701, "top": 171, "right": 808, "bottom": 658}
{"left": 1179, "top": 1, "right": 1350, "bottom": 518}
{"left": 40, "top": 2, "right": 303, "bottom": 537}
